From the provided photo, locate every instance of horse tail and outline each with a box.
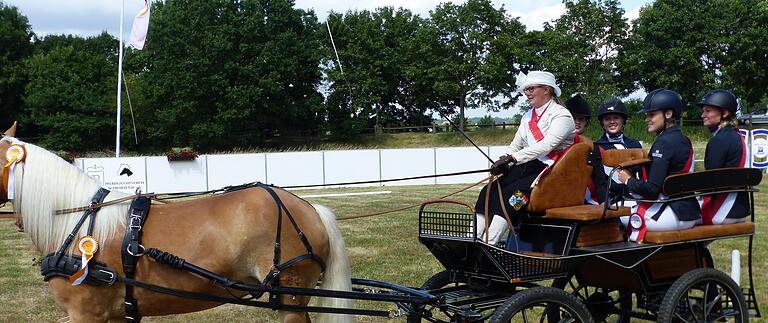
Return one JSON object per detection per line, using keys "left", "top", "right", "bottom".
{"left": 313, "top": 204, "right": 354, "bottom": 323}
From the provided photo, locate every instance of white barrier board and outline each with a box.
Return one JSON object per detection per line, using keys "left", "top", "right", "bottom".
{"left": 435, "top": 147, "right": 490, "bottom": 184}
{"left": 380, "top": 148, "right": 435, "bottom": 186}
{"left": 206, "top": 153, "right": 266, "bottom": 190}
{"left": 323, "top": 150, "right": 380, "bottom": 187}
{"left": 146, "top": 157, "right": 207, "bottom": 193}
{"left": 265, "top": 151, "right": 324, "bottom": 187}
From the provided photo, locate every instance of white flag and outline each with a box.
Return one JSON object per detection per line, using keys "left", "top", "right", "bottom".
{"left": 128, "top": 0, "right": 151, "bottom": 50}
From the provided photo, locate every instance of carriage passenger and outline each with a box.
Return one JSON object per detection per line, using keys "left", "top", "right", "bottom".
{"left": 617, "top": 89, "right": 700, "bottom": 242}
{"left": 565, "top": 94, "right": 599, "bottom": 205}
{"left": 591, "top": 98, "right": 642, "bottom": 204}
{"left": 475, "top": 71, "right": 575, "bottom": 245}
{"left": 565, "top": 94, "right": 591, "bottom": 140}
{"left": 698, "top": 89, "right": 749, "bottom": 224}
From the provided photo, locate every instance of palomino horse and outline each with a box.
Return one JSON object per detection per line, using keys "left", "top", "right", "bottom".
{"left": 0, "top": 123, "right": 353, "bottom": 323}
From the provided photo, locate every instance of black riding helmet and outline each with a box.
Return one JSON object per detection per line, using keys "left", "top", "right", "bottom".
{"left": 565, "top": 95, "right": 591, "bottom": 118}
{"left": 642, "top": 89, "right": 682, "bottom": 120}
{"left": 597, "top": 98, "right": 628, "bottom": 122}
{"left": 697, "top": 89, "right": 738, "bottom": 117}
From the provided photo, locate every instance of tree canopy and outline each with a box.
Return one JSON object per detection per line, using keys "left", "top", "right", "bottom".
{"left": 4, "top": 0, "right": 768, "bottom": 151}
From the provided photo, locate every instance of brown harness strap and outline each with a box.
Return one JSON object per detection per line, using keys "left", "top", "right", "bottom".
{"left": 494, "top": 179, "right": 518, "bottom": 251}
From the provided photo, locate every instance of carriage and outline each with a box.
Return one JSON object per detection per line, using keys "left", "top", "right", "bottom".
{"left": 415, "top": 139, "right": 762, "bottom": 322}
{"left": 1, "top": 124, "right": 762, "bottom": 322}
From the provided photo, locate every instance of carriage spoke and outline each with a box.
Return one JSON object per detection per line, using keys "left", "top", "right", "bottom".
{"left": 684, "top": 292, "right": 701, "bottom": 323}
{"left": 706, "top": 291, "right": 725, "bottom": 319}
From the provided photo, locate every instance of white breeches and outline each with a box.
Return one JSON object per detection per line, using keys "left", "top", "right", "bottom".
{"left": 621, "top": 204, "right": 696, "bottom": 232}
{"left": 474, "top": 213, "right": 509, "bottom": 245}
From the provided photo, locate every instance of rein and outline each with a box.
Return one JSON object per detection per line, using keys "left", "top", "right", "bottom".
{"left": 336, "top": 176, "right": 490, "bottom": 221}
{"left": 54, "top": 168, "right": 493, "bottom": 215}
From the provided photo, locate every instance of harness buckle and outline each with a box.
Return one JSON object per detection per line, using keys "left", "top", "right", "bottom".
{"left": 126, "top": 244, "right": 145, "bottom": 257}
{"left": 129, "top": 215, "right": 143, "bottom": 230}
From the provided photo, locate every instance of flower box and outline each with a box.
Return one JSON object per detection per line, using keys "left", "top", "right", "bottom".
{"left": 166, "top": 147, "right": 199, "bottom": 161}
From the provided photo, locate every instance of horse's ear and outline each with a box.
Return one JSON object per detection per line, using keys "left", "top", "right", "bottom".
{"left": 4, "top": 121, "right": 17, "bottom": 137}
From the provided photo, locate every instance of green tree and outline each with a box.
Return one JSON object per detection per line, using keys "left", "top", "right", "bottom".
{"left": 416, "top": 0, "right": 526, "bottom": 130}
{"left": 522, "top": 0, "right": 628, "bottom": 108}
{"left": 139, "top": 0, "right": 323, "bottom": 149}
{"left": 476, "top": 115, "right": 495, "bottom": 127}
{"left": 0, "top": 2, "right": 34, "bottom": 132}
{"left": 323, "top": 7, "right": 429, "bottom": 138}
{"left": 23, "top": 33, "right": 118, "bottom": 150}
{"left": 617, "top": 0, "right": 768, "bottom": 117}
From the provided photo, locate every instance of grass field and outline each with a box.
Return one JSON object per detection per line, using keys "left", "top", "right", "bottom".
{"left": 1, "top": 179, "right": 766, "bottom": 322}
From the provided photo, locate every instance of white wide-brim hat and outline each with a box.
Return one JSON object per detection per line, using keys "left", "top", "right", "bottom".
{"left": 520, "top": 71, "right": 561, "bottom": 97}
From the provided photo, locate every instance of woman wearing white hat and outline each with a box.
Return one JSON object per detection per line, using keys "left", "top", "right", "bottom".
{"left": 475, "top": 71, "right": 575, "bottom": 246}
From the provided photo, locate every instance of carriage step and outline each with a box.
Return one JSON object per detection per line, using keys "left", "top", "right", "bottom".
{"left": 435, "top": 286, "right": 512, "bottom": 316}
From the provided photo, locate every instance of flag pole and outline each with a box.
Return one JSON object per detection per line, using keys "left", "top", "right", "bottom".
{"left": 116, "top": 0, "right": 125, "bottom": 157}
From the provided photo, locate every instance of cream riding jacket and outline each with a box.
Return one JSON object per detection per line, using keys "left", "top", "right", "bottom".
{"left": 507, "top": 99, "right": 576, "bottom": 164}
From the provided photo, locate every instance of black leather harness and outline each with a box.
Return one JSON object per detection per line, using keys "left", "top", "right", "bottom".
{"left": 40, "top": 183, "right": 326, "bottom": 322}
{"left": 121, "top": 196, "right": 151, "bottom": 322}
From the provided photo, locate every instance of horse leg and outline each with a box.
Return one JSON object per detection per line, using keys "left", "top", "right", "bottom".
{"left": 276, "top": 265, "right": 323, "bottom": 323}
{"left": 48, "top": 278, "right": 120, "bottom": 323}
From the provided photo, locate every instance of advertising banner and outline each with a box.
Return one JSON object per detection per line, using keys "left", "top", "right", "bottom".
{"left": 750, "top": 129, "right": 768, "bottom": 168}
{"left": 80, "top": 157, "right": 147, "bottom": 193}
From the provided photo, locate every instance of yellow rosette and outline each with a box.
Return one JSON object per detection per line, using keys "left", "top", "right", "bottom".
{"left": 69, "top": 236, "right": 99, "bottom": 286}
{"left": 4, "top": 144, "right": 26, "bottom": 167}
{"left": 3, "top": 144, "right": 26, "bottom": 200}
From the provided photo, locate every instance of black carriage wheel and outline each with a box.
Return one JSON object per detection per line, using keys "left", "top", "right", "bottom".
{"left": 657, "top": 268, "right": 747, "bottom": 323}
{"left": 489, "top": 287, "right": 593, "bottom": 323}
{"left": 551, "top": 275, "right": 633, "bottom": 323}
{"left": 421, "top": 270, "right": 452, "bottom": 290}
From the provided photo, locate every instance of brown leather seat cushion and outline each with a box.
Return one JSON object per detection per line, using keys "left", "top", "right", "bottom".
{"left": 543, "top": 205, "right": 631, "bottom": 221}
{"left": 529, "top": 140, "right": 593, "bottom": 212}
{"left": 644, "top": 222, "right": 755, "bottom": 244}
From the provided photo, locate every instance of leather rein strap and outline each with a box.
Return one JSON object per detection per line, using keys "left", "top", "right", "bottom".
{"left": 52, "top": 188, "right": 111, "bottom": 265}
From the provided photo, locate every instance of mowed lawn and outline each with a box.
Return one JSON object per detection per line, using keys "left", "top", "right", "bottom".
{"left": 1, "top": 179, "right": 766, "bottom": 322}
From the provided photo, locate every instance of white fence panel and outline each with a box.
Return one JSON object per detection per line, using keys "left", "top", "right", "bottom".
{"left": 488, "top": 146, "right": 509, "bottom": 161}
{"left": 265, "top": 151, "right": 324, "bottom": 187}
{"left": 206, "top": 153, "right": 266, "bottom": 190}
{"left": 435, "top": 147, "right": 489, "bottom": 184}
{"left": 323, "top": 150, "right": 380, "bottom": 187}
{"left": 380, "top": 148, "right": 435, "bottom": 186}
{"left": 146, "top": 157, "right": 206, "bottom": 193}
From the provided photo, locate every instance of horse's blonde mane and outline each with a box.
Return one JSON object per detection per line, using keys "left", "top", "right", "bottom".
{"left": 6, "top": 138, "right": 129, "bottom": 255}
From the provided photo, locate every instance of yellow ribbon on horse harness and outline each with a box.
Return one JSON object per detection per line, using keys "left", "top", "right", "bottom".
{"left": 69, "top": 236, "right": 99, "bottom": 286}
{"left": 2, "top": 144, "right": 25, "bottom": 200}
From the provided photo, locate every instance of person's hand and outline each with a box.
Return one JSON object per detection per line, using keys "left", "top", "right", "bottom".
{"left": 617, "top": 169, "right": 632, "bottom": 184}
{"left": 491, "top": 155, "right": 516, "bottom": 175}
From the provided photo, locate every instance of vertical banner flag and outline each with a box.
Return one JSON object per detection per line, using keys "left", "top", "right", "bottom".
{"left": 738, "top": 129, "right": 751, "bottom": 169}
{"left": 128, "top": 0, "right": 151, "bottom": 50}
{"left": 750, "top": 129, "right": 768, "bottom": 169}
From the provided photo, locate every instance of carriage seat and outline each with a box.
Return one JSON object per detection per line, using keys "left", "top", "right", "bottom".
{"left": 529, "top": 144, "right": 642, "bottom": 220}
{"left": 644, "top": 222, "right": 754, "bottom": 244}
{"left": 528, "top": 139, "right": 594, "bottom": 213}
{"left": 542, "top": 204, "right": 630, "bottom": 221}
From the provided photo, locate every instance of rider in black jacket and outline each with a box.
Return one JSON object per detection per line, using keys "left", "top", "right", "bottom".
{"left": 618, "top": 89, "right": 700, "bottom": 242}
{"left": 591, "top": 98, "right": 643, "bottom": 204}
{"left": 698, "top": 89, "right": 749, "bottom": 224}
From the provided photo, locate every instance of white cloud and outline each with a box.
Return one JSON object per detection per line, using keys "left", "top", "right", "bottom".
{"left": 507, "top": 3, "right": 566, "bottom": 31}
{"left": 625, "top": 5, "right": 643, "bottom": 24}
